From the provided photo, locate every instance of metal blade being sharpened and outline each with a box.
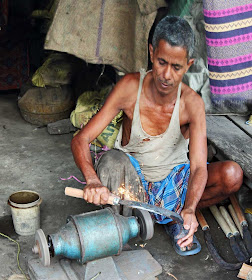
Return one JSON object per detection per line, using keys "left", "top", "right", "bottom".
{"left": 63, "top": 187, "right": 188, "bottom": 239}
{"left": 117, "top": 199, "right": 184, "bottom": 224}
{"left": 116, "top": 199, "right": 187, "bottom": 238}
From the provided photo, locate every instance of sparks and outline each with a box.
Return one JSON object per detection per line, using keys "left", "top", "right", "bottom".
{"left": 117, "top": 185, "right": 140, "bottom": 201}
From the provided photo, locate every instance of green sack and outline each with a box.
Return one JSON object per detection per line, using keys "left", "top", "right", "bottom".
{"left": 31, "top": 0, "right": 59, "bottom": 19}
{"left": 32, "top": 52, "right": 82, "bottom": 88}
{"left": 70, "top": 86, "right": 123, "bottom": 149}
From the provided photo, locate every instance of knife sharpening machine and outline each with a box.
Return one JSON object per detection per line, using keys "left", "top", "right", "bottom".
{"left": 32, "top": 207, "right": 154, "bottom": 266}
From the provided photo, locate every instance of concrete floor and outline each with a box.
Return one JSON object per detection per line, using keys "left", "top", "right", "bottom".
{"left": 0, "top": 92, "right": 251, "bottom": 280}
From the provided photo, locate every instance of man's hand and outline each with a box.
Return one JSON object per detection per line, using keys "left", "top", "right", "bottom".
{"left": 83, "top": 183, "right": 110, "bottom": 205}
{"left": 177, "top": 208, "right": 198, "bottom": 249}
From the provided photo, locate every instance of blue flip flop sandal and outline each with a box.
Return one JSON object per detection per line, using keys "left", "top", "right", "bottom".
{"left": 164, "top": 223, "right": 201, "bottom": 256}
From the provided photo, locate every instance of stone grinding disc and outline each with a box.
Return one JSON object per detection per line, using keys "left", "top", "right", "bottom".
{"left": 34, "top": 229, "right": 50, "bottom": 266}
{"left": 133, "top": 209, "right": 154, "bottom": 240}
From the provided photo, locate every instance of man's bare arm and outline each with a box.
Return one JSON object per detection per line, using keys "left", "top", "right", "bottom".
{"left": 178, "top": 93, "right": 208, "bottom": 248}
{"left": 185, "top": 95, "right": 208, "bottom": 210}
{"left": 71, "top": 100, "right": 120, "bottom": 185}
{"left": 71, "top": 74, "right": 136, "bottom": 204}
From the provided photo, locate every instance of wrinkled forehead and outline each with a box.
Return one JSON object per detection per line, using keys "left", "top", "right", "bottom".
{"left": 154, "top": 40, "right": 188, "bottom": 61}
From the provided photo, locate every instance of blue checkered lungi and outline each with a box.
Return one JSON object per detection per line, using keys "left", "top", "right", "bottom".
{"left": 127, "top": 153, "right": 190, "bottom": 224}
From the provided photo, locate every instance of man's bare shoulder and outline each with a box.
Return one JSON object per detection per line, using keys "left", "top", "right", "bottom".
{"left": 181, "top": 83, "right": 205, "bottom": 109}
{"left": 116, "top": 72, "right": 140, "bottom": 92}
{"left": 181, "top": 83, "right": 205, "bottom": 122}
{"left": 111, "top": 72, "right": 140, "bottom": 110}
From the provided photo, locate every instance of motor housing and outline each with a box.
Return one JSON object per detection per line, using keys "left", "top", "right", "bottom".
{"left": 33, "top": 207, "right": 154, "bottom": 266}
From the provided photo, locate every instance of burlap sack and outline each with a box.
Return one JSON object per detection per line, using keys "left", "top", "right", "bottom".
{"left": 45, "top": 0, "right": 167, "bottom": 73}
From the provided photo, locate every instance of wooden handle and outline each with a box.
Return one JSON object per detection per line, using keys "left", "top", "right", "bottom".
{"left": 230, "top": 194, "right": 246, "bottom": 224}
{"left": 219, "top": 206, "right": 239, "bottom": 236}
{"left": 228, "top": 204, "right": 243, "bottom": 237}
{"left": 196, "top": 209, "right": 209, "bottom": 230}
{"left": 237, "top": 263, "right": 252, "bottom": 280}
{"left": 65, "top": 187, "right": 84, "bottom": 199}
{"left": 64, "top": 187, "right": 119, "bottom": 205}
{"left": 209, "top": 205, "right": 232, "bottom": 238}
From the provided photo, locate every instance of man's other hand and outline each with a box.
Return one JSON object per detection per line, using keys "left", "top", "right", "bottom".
{"left": 177, "top": 209, "right": 198, "bottom": 249}
{"left": 83, "top": 184, "right": 110, "bottom": 205}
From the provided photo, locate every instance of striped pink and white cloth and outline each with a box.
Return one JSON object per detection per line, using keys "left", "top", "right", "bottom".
{"left": 203, "top": 1, "right": 252, "bottom": 113}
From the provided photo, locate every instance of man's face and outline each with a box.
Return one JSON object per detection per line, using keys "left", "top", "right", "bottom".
{"left": 149, "top": 40, "right": 194, "bottom": 95}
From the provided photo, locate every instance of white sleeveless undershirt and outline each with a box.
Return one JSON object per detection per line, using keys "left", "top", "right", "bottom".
{"left": 114, "top": 69, "right": 189, "bottom": 182}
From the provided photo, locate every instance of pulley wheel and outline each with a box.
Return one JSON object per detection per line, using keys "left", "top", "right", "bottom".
{"left": 32, "top": 229, "right": 50, "bottom": 266}
{"left": 133, "top": 209, "right": 154, "bottom": 240}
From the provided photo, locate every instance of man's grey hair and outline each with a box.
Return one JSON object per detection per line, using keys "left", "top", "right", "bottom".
{"left": 152, "top": 15, "right": 195, "bottom": 60}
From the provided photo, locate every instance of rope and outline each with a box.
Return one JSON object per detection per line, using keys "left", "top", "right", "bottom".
{"left": 166, "top": 271, "right": 179, "bottom": 280}
{"left": 60, "top": 175, "right": 86, "bottom": 184}
{"left": 0, "top": 232, "right": 28, "bottom": 280}
{"left": 60, "top": 143, "right": 110, "bottom": 185}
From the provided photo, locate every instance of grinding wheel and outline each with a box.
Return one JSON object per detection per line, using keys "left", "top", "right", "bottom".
{"left": 133, "top": 209, "right": 154, "bottom": 240}
{"left": 32, "top": 229, "right": 50, "bottom": 266}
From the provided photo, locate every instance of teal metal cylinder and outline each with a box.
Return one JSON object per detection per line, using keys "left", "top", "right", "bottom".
{"left": 49, "top": 208, "right": 139, "bottom": 263}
